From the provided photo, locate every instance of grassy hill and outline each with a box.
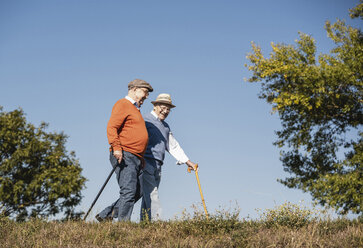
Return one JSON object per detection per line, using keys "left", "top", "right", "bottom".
{"left": 1, "top": 203, "right": 362, "bottom": 247}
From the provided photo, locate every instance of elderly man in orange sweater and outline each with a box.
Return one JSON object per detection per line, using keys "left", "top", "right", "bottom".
{"left": 96, "top": 79, "right": 153, "bottom": 222}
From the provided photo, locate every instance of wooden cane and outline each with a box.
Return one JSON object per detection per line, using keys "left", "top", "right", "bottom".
{"left": 188, "top": 164, "right": 209, "bottom": 219}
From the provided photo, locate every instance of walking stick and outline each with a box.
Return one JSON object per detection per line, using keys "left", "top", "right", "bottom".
{"left": 83, "top": 165, "right": 117, "bottom": 221}
{"left": 188, "top": 164, "right": 209, "bottom": 219}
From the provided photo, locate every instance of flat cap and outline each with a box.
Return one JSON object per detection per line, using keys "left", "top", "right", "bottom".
{"left": 128, "top": 79, "right": 153, "bottom": 92}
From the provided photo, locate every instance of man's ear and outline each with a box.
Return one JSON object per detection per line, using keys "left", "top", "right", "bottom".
{"left": 128, "top": 87, "right": 136, "bottom": 95}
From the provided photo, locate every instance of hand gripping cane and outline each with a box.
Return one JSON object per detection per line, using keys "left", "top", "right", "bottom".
{"left": 188, "top": 164, "right": 209, "bottom": 219}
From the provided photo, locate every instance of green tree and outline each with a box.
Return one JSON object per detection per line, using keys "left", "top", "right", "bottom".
{"left": 245, "top": 2, "right": 362, "bottom": 215}
{"left": 0, "top": 107, "right": 86, "bottom": 221}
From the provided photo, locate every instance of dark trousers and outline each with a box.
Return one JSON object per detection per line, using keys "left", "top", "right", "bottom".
{"left": 98, "top": 151, "right": 143, "bottom": 221}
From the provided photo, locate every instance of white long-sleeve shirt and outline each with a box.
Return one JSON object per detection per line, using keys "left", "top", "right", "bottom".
{"left": 151, "top": 111, "right": 189, "bottom": 164}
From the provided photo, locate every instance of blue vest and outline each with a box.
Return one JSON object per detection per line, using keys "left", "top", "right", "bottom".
{"left": 143, "top": 113, "right": 170, "bottom": 163}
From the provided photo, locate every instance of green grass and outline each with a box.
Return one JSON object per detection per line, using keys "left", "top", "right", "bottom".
{"left": 1, "top": 203, "right": 362, "bottom": 247}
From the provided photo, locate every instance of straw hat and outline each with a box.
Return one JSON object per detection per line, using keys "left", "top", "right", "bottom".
{"left": 151, "top": 93, "right": 176, "bottom": 108}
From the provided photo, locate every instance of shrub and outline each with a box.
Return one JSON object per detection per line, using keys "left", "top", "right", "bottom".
{"left": 171, "top": 203, "right": 244, "bottom": 236}
{"left": 258, "top": 201, "right": 317, "bottom": 228}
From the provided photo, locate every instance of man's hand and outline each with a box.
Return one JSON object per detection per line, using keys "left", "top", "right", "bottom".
{"left": 186, "top": 160, "right": 198, "bottom": 172}
{"left": 113, "top": 150, "right": 123, "bottom": 164}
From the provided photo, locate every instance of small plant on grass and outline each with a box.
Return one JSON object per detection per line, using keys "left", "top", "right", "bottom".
{"left": 258, "top": 201, "right": 317, "bottom": 228}
{"left": 173, "top": 203, "right": 243, "bottom": 236}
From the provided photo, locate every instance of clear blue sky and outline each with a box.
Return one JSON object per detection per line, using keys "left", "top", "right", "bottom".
{"left": 1, "top": 0, "right": 361, "bottom": 221}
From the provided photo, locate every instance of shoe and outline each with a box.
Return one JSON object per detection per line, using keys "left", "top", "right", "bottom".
{"left": 95, "top": 214, "right": 112, "bottom": 222}
{"left": 95, "top": 214, "right": 105, "bottom": 222}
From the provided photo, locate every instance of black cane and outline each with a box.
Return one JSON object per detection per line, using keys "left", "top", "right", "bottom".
{"left": 83, "top": 165, "right": 117, "bottom": 221}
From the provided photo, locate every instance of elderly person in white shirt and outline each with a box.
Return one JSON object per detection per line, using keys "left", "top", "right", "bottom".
{"left": 141, "top": 93, "right": 197, "bottom": 221}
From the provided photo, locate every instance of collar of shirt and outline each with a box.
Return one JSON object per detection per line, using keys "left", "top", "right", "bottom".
{"left": 125, "top": 96, "right": 139, "bottom": 109}
{"left": 151, "top": 111, "right": 159, "bottom": 120}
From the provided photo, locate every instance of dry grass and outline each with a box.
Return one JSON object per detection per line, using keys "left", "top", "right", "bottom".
{"left": 0, "top": 216, "right": 362, "bottom": 247}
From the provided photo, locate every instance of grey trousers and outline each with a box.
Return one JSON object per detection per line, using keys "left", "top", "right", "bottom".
{"left": 140, "top": 158, "right": 162, "bottom": 221}
{"left": 97, "top": 151, "right": 143, "bottom": 221}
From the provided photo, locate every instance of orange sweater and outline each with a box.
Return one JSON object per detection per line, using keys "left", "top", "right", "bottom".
{"left": 107, "top": 98, "right": 148, "bottom": 158}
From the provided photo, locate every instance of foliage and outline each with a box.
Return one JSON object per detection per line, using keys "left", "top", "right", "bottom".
{"left": 245, "top": 3, "right": 363, "bottom": 214}
{"left": 258, "top": 201, "right": 317, "bottom": 228}
{"left": 350, "top": 0, "right": 363, "bottom": 20}
{"left": 171, "top": 203, "right": 243, "bottom": 235}
{"left": 0, "top": 107, "right": 86, "bottom": 221}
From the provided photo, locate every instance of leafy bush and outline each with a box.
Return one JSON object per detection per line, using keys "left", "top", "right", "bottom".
{"left": 170, "top": 203, "right": 245, "bottom": 236}
{"left": 258, "top": 202, "right": 317, "bottom": 228}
